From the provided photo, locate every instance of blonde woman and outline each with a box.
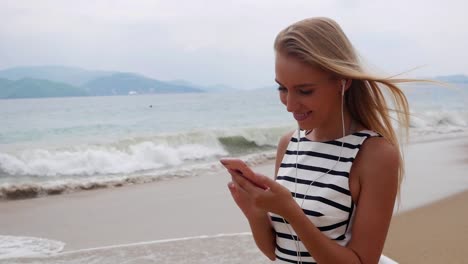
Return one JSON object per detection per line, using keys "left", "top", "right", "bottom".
{"left": 226, "top": 17, "right": 407, "bottom": 263}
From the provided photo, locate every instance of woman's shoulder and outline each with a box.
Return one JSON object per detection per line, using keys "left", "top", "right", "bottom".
{"left": 356, "top": 135, "right": 400, "bottom": 185}
{"left": 274, "top": 130, "right": 296, "bottom": 177}
{"left": 279, "top": 129, "right": 296, "bottom": 146}
{"left": 360, "top": 135, "right": 399, "bottom": 165}
{"left": 351, "top": 125, "right": 398, "bottom": 166}
{"left": 277, "top": 129, "right": 297, "bottom": 155}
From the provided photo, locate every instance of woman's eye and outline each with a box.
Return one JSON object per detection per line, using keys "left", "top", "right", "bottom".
{"left": 277, "top": 86, "right": 287, "bottom": 93}
{"left": 299, "top": 90, "right": 313, "bottom": 95}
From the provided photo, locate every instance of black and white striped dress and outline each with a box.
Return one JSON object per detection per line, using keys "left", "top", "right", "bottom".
{"left": 270, "top": 129, "right": 380, "bottom": 264}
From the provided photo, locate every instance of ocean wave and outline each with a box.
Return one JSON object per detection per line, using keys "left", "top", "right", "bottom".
{"left": 1, "top": 110, "right": 465, "bottom": 180}
{"left": 1, "top": 116, "right": 467, "bottom": 200}
{"left": 0, "top": 151, "right": 277, "bottom": 200}
{"left": 0, "top": 142, "right": 225, "bottom": 177}
{"left": 0, "top": 126, "right": 290, "bottom": 180}
{"left": 410, "top": 110, "right": 467, "bottom": 128}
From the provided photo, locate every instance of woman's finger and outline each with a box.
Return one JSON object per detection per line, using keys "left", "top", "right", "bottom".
{"left": 231, "top": 172, "right": 260, "bottom": 194}
{"left": 228, "top": 180, "right": 253, "bottom": 211}
{"left": 255, "top": 174, "right": 279, "bottom": 191}
{"left": 227, "top": 168, "right": 243, "bottom": 179}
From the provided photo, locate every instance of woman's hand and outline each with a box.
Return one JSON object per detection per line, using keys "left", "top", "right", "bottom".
{"left": 227, "top": 169, "right": 298, "bottom": 219}
{"left": 227, "top": 169, "right": 266, "bottom": 218}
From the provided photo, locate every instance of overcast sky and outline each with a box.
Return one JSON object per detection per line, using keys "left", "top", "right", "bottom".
{"left": 1, "top": 0, "right": 466, "bottom": 89}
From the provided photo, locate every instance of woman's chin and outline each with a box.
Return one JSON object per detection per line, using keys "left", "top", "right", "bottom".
{"left": 296, "top": 122, "right": 315, "bottom": 131}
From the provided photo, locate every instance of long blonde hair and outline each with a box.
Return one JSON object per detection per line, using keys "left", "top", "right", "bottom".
{"left": 274, "top": 17, "right": 415, "bottom": 199}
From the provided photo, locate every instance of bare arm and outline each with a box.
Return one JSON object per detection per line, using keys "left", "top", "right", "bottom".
{"left": 274, "top": 130, "right": 295, "bottom": 179}
{"left": 282, "top": 137, "right": 399, "bottom": 263}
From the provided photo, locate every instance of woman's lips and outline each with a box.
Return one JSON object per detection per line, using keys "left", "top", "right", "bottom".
{"left": 293, "top": 111, "right": 311, "bottom": 121}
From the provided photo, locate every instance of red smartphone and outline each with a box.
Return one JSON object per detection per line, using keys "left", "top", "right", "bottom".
{"left": 219, "top": 158, "right": 267, "bottom": 190}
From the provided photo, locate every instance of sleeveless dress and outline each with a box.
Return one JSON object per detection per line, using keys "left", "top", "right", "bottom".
{"left": 270, "top": 129, "right": 397, "bottom": 264}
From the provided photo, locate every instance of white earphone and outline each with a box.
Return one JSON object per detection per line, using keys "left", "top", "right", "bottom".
{"left": 341, "top": 79, "right": 346, "bottom": 96}
{"left": 289, "top": 78, "right": 348, "bottom": 263}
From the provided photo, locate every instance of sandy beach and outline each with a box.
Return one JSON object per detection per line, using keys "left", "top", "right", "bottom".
{"left": 384, "top": 190, "right": 468, "bottom": 263}
{"left": 0, "top": 134, "right": 467, "bottom": 263}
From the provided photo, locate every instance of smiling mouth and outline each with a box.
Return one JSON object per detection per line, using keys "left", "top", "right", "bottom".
{"left": 293, "top": 111, "right": 312, "bottom": 121}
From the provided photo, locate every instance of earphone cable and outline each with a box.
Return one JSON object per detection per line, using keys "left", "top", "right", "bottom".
{"left": 281, "top": 85, "right": 347, "bottom": 263}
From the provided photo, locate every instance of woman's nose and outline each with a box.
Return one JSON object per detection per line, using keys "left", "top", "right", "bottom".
{"left": 286, "top": 93, "right": 300, "bottom": 112}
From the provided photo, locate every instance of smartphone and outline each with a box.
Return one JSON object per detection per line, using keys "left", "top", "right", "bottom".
{"left": 219, "top": 158, "right": 267, "bottom": 189}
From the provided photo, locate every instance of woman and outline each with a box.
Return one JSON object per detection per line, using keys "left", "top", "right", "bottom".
{"left": 226, "top": 17, "right": 410, "bottom": 263}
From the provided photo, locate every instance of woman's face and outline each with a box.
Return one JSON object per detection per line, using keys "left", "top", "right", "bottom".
{"left": 275, "top": 52, "right": 342, "bottom": 131}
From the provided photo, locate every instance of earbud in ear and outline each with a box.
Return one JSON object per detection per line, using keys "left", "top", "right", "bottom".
{"left": 341, "top": 80, "right": 346, "bottom": 96}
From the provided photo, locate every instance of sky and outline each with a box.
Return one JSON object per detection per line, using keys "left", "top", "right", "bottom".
{"left": 1, "top": 0, "right": 467, "bottom": 89}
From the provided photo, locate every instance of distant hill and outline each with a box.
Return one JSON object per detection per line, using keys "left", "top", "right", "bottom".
{"left": 0, "top": 78, "right": 88, "bottom": 99}
{"left": 203, "top": 83, "right": 238, "bottom": 93}
{"left": 0, "top": 66, "right": 209, "bottom": 99}
{"left": 0, "top": 66, "right": 114, "bottom": 86}
{"left": 169, "top": 79, "right": 238, "bottom": 93}
{"left": 434, "top": 74, "right": 468, "bottom": 83}
{"left": 252, "top": 85, "right": 277, "bottom": 92}
{"left": 83, "top": 73, "right": 204, "bottom": 95}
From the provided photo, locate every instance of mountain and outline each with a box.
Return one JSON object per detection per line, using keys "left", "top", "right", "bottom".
{"left": 0, "top": 66, "right": 209, "bottom": 98}
{"left": 168, "top": 79, "right": 238, "bottom": 93}
{"left": 252, "top": 85, "right": 277, "bottom": 92}
{"left": 203, "top": 83, "right": 238, "bottom": 93}
{"left": 0, "top": 66, "right": 114, "bottom": 86}
{"left": 0, "top": 66, "right": 236, "bottom": 96}
{"left": 434, "top": 74, "right": 468, "bottom": 83}
{"left": 83, "top": 73, "right": 204, "bottom": 95}
{"left": 0, "top": 78, "right": 88, "bottom": 99}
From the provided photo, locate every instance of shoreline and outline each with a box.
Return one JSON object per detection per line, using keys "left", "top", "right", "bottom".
{"left": 1, "top": 130, "right": 467, "bottom": 202}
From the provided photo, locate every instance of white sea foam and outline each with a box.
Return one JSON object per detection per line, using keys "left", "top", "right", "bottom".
{"left": 0, "top": 235, "right": 65, "bottom": 260}
{"left": 0, "top": 233, "right": 398, "bottom": 263}
{"left": 1, "top": 233, "right": 271, "bottom": 264}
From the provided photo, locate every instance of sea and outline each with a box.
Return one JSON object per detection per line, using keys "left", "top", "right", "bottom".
{"left": 0, "top": 84, "right": 467, "bottom": 262}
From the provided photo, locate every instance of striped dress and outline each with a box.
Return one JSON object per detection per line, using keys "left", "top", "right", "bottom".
{"left": 270, "top": 129, "right": 380, "bottom": 264}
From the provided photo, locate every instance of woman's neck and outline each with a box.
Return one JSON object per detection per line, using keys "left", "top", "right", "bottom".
{"left": 306, "top": 111, "right": 356, "bottom": 142}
